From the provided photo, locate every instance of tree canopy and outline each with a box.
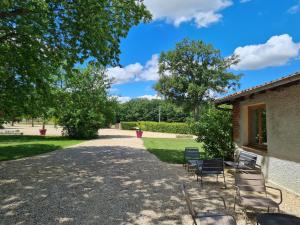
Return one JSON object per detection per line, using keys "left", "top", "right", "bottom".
{"left": 117, "top": 98, "right": 189, "bottom": 122}
{"left": 0, "top": 0, "right": 151, "bottom": 69}
{"left": 155, "top": 38, "right": 240, "bottom": 120}
{"left": 0, "top": 0, "right": 151, "bottom": 125}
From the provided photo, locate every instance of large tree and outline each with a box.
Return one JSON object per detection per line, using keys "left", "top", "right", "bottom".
{"left": 0, "top": 0, "right": 151, "bottom": 124}
{"left": 155, "top": 38, "right": 240, "bottom": 120}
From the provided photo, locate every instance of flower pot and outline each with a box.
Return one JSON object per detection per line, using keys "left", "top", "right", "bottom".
{"left": 39, "top": 129, "right": 47, "bottom": 136}
{"left": 136, "top": 130, "right": 143, "bottom": 138}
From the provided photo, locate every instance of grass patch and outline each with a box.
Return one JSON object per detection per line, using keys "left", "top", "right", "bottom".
{"left": 142, "top": 137, "right": 203, "bottom": 164}
{"left": 0, "top": 135, "right": 83, "bottom": 161}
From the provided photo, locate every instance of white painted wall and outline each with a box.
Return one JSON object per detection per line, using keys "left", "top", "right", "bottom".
{"left": 236, "top": 84, "right": 300, "bottom": 194}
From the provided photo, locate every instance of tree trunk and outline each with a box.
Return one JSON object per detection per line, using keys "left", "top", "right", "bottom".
{"left": 11, "top": 120, "right": 14, "bottom": 126}
{"left": 54, "top": 118, "right": 57, "bottom": 128}
{"left": 193, "top": 105, "right": 201, "bottom": 121}
{"left": 31, "top": 117, "right": 34, "bottom": 127}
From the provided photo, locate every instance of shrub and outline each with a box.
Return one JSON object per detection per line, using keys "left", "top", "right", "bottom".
{"left": 120, "top": 122, "right": 139, "bottom": 130}
{"left": 121, "top": 121, "right": 190, "bottom": 134}
{"left": 140, "top": 121, "right": 190, "bottom": 134}
{"left": 191, "top": 106, "right": 235, "bottom": 160}
{"left": 56, "top": 66, "right": 116, "bottom": 139}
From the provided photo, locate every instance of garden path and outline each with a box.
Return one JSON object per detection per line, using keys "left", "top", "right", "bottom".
{"left": 1, "top": 128, "right": 299, "bottom": 225}
{"left": 0, "top": 128, "right": 192, "bottom": 225}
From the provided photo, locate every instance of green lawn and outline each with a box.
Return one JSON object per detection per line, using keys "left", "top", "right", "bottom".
{"left": 0, "top": 135, "right": 84, "bottom": 161}
{"left": 142, "top": 138, "right": 203, "bottom": 164}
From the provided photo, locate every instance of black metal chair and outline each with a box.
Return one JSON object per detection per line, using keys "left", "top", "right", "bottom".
{"left": 184, "top": 147, "right": 202, "bottom": 172}
{"left": 196, "top": 158, "right": 226, "bottom": 188}
{"left": 225, "top": 151, "right": 258, "bottom": 170}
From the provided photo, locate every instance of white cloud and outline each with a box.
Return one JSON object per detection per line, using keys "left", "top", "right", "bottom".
{"left": 107, "top": 54, "right": 159, "bottom": 84}
{"left": 144, "top": 0, "right": 232, "bottom": 28}
{"left": 138, "top": 94, "right": 161, "bottom": 100}
{"left": 287, "top": 1, "right": 300, "bottom": 14}
{"left": 136, "top": 54, "right": 159, "bottom": 81}
{"left": 240, "top": 0, "right": 251, "bottom": 3}
{"left": 107, "top": 63, "right": 143, "bottom": 84}
{"left": 114, "top": 96, "right": 131, "bottom": 103}
{"left": 114, "top": 94, "right": 161, "bottom": 103}
{"left": 232, "top": 34, "right": 300, "bottom": 70}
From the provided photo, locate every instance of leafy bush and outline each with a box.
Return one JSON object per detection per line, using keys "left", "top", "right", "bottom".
{"left": 139, "top": 121, "right": 190, "bottom": 134}
{"left": 120, "top": 122, "right": 139, "bottom": 130}
{"left": 56, "top": 66, "right": 116, "bottom": 139}
{"left": 191, "top": 106, "right": 235, "bottom": 160}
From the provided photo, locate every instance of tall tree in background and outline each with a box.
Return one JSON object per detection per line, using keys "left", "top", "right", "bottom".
{"left": 155, "top": 38, "right": 240, "bottom": 120}
{"left": 0, "top": 0, "right": 151, "bottom": 124}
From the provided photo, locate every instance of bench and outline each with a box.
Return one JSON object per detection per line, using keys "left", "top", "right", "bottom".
{"left": 0, "top": 130, "right": 24, "bottom": 135}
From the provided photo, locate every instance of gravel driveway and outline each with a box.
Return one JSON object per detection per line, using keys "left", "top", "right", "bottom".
{"left": 1, "top": 129, "right": 300, "bottom": 225}
{"left": 0, "top": 131, "right": 190, "bottom": 225}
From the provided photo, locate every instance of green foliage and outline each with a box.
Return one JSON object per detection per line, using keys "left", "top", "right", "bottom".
{"left": 120, "top": 122, "right": 139, "bottom": 130}
{"left": 56, "top": 66, "right": 116, "bottom": 139}
{"left": 0, "top": 119, "right": 4, "bottom": 129}
{"left": 0, "top": 135, "right": 83, "bottom": 161}
{"left": 143, "top": 138, "right": 203, "bottom": 164}
{"left": 117, "top": 98, "right": 188, "bottom": 122}
{"left": 0, "top": 0, "right": 151, "bottom": 122}
{"left": 191, "top": 105, "right": 235, "bottom": 160}
{"left": 121, "top": 121, "right": 190, "bottom": 134}
{"left": 139, "top": 121, "right": 190, "bottom": 134}
{"left": 155, "top": 38, "right": 240, "bottom": 120}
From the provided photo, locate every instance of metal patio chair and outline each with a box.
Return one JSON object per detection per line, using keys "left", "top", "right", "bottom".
{"left": 184, "top": 147, "right": 203, "bottom": 172}
{"left": 181, "top": 184, "right": 237, "bottom": 225}
{"left": 196, "top": 158, "right": 226, "bottom": 188}
{"left": 234, "top": 170, "right": 282, "bottom": 223}
{"left": 225, "top": 151, "right": 258, "bottom": 170}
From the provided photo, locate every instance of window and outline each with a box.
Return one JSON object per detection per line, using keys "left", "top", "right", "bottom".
{"left": 248, "top": 104, "right": 267, "bottom": 149}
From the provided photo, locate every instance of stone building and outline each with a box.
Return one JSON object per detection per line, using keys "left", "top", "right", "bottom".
{"left": 215, "top": 71, "right": 300, "bottom": 194}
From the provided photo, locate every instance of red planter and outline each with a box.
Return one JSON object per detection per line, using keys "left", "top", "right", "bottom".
{"left": 136, "top": 130, "right": 143, "bottom": 138}
{"left": 39, "top": 129, "right": 47, "bottom": 136}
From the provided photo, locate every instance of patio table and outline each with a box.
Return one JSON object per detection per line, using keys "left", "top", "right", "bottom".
{"left": 257, "top": 213, "right": 300, "bottom": 225}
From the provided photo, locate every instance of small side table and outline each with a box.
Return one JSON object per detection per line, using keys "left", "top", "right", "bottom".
{"left": 257, "top": 213, "right": 300, "bottom": 225}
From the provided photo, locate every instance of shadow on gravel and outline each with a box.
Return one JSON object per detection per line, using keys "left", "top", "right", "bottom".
{"left": 98, "top": 135, "right": 134, "bottom": 139}
{"left": 0, "top": 145, "right": 192, "bottom": 224}
{"left": 0, "top": 145, "right": 288, "bottom": 225}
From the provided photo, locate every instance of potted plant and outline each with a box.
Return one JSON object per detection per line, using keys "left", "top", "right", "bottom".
{"left": 39, "top": 108, "right": 54, "bottom": 136}
{"left": 39, "top": 115, "right": 47, "bottom": 136}
{"left": 135, "top": 127, "right": 143, "bottom": 138}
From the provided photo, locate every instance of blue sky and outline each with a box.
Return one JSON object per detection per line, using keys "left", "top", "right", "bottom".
{"left": 107, "top": 0, "right": 300, "bottom": 102}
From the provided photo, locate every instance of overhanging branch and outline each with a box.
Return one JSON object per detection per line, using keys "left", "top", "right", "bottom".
{"left": 0, "top": 32, "right": 18, "bottom": 42}
{"left": 0, "top": 8, "right": 31, "bottom": 19}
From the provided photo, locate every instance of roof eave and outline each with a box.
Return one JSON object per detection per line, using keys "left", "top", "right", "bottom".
{"left": 215, "top": 72, "right": 300, "bottom": 105}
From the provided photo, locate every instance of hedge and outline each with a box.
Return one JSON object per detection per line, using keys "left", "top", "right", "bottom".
{"left": 121, "top": 121, "right": 190, "bottom": 134}
{"left": 120, "top": 121, "right": 139, "bottom": 130}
